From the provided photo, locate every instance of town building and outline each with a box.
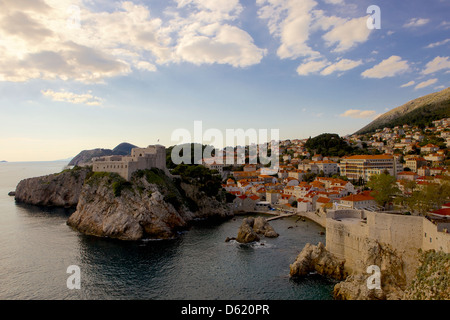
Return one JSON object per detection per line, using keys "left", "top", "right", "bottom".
{"left": 339, "top": 154, "right": 402, "bottom": 182}
{"left": 336, "top": 194, "right": 378, "bottom": 210}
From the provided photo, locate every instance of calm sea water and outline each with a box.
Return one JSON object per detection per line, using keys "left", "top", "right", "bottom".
{"left": 0, "top": 162, "right": 335, "bottom": 300}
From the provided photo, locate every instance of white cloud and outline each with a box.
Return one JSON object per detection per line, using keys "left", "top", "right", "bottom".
{"left": 323, "top": 0, "right": 344, "bottom": 4}
{"left": 41, "top": 89, "right": 103, "bottom": 106}
{"left": 425, "top": 39, "right": 450, "bottom": 49}
{"left": 340, "top": 109, "right": 378, "bottom": 119}
{"left": 257, "top": 0, "right": 372, "bottom": 74}
{"left": 400, "top": 81, "right": 415, "bottom": 88}
{"left": 135, "top": 61, "right": 157, "bottom": 72}
{"left": 320, "top": 58, "right": 362, "bottom": 75}
{"left": 175, "top": 24, "right": 266, "bottom": 67}
{"left": 322, "top": 16, "right": 371, "bottom": 52}
{"left": 296, "top": 59, "right": 329, "bottom": 76}
{"left": 403, "top": 18, "right": 430, "bottom": 28}
{"left": 257, "top": 0, "right": 319, "bottom": 60}
{"left": 0, "top": 0, "right": 265, "bottom": 83}
{"left": 422, "top": 56, "right": 450, "bottom": 75}
{"left": 361, "top": 56, "right": 410, "bottom": 79}
{"left": 414, "top": 79, "right": 438, "bottom": 90}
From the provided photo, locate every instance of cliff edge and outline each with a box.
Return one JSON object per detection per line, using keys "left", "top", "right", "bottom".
{"left": 14, "top": 166, "right": 91, "bottom": 207}
{"left": 67, "top": 168, "right": 233, "bottom": 240}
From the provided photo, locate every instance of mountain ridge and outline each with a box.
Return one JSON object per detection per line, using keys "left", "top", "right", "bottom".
{"left": 355, "top": 87, "right": 450, "bottom": 135}
{"left": 68, "top": 142, "right": 137, "bottom": 166}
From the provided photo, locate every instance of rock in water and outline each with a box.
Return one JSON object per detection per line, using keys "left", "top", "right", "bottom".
{"left": 290, "top": 242, "right": 346, "bottom": 280}
{"left": 236, "top": 218, "right": 260, "bottom": 243}
{"left": 253, "top": 216, "right": 279, "bottom": 238}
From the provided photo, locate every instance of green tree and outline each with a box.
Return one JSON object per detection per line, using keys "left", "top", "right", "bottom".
{"left": 407, "top": 182, "right": 450, "bottom": 215}
{"left": 367, "top": 173, "right": 400, "bottom": 207}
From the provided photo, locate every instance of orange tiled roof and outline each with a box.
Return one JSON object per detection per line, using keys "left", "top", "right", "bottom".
{"left": 317, "top": 197, "right": 331, "bottom": 204}
{"left": 343, "top": 154, "right": 393, "bottom": 160}
{"left": 340, "top": 194, "right": 375, "bottom": 202}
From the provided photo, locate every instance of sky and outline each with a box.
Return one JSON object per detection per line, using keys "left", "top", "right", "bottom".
{"left": 0, "top": 0, "right": 449, "bottom": 161}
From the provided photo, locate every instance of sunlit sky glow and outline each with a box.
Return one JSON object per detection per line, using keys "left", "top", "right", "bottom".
{"left": 0, "top": 0, "right": 449, "bottom": 161}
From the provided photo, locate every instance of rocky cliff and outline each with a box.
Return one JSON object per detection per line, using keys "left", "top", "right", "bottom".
{"left": 14, "top": 166, "right": 91, "bottom": 207}
{"left": 403, "top": 249, "right": 450, "bottom": 300}
{"left": 333, "top": 239, "right": 406, "bottom": 300}
{"left": 66, "top": 169, "right": 233, "bottom": 240}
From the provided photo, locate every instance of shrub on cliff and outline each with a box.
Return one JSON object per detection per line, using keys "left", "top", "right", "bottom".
{"left": 403, "top": 250, "right": 450, "bottom": 300}
{"left": 85, "top": 172, "right": 132, "bottom": 197}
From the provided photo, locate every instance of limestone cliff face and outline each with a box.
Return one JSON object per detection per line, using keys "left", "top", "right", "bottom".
{"left": 14, "top": 167, "right": 90, "bottom": 207}
{"left": 67, "top": 170, "right": 233, "bottom": 240}
{"left": 289, "top": 243, "right": 346, "bottom": 280}
{"left": 179, "top": 182, "right": 233, "bottom": 220}
{"left": 333, "top": 239, "right": 406, "bottom": 300}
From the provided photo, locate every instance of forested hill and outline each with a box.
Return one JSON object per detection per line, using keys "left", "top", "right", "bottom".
{"left": 355, "top": 87, "right": 450, "bottom": 134}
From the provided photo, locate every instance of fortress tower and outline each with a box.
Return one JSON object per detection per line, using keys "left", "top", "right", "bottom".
{"left": 92, "top": 145, "right": 168, "bottom": 180}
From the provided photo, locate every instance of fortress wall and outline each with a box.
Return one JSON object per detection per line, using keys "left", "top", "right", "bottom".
{"left": 326, "top": 218, "right": 369, "bottom": 273}
{"left": 93, "top": 160, "right": 130, "bottom": 181}
{"left": 422, "top": 218, "right": 450, "bottom": 252}
{"left": 93, "top": 145, "right": 168, "bottom": 180}
{"left": 326, "top": 210, "right": 449, "bottom": 283}
{"left": 365, "top": 211, "right": 423, "bottom": 281}
{"left": 297, "top": 211, "right": 327, "bottom": 228}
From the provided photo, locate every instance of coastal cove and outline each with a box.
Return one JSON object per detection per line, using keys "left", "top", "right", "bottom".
{"left": 0, "top": 161, "right": 334, "bottom": 300}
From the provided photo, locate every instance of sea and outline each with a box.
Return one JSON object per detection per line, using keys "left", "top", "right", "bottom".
{"left": 0, "top": 161, "right": 336, "bottom": 300}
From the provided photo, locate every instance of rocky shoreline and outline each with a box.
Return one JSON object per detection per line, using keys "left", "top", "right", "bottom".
{"left": 13, "top": 167, "right": 233, "bottom": 240}
{"left": 289, "top": 241, "right": 449, "bottom": 300}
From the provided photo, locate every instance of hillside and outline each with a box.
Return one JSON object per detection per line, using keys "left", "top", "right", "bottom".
{"left": 356, "top": 87, "right": 450, "bottom": 134}
{"left": 68, "top": 142, "right": 137, "bottom": 166}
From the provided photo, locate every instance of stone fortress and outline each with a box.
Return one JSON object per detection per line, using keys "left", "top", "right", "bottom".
{"left": 92, "top": 144, "right": 169, "bottom": 180}
{"left": 325, "top": 209, "right": 450, "bottom": 282}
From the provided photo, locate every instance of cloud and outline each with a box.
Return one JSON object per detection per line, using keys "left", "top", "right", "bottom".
{"left": 422, "top": 56, "right": 450, "bottom": 75}
{"left": 340, "top": 109, "right": 378, "bottom": 119}
{"left": 296, "top": 59, "right": 329, "bottom": 76}
{"left": 257, "top": 0, "right": 320, "bottom": 60}
{"left": 414, "top": 79, "right": 438, "bottom": 90}
{"left": 323, "top": 0, "right": 344, "bottom": 4}
{"left": 257, "top": 0, "right": 371, "bottom": 77}
{"left": 0, "top": 0, "right": 266, "bottom": 83}
{"left": 169, "top": 0, "right": 265, "bottom": 67}
{"left": 400, "top": 81, "right": 415, "bottom": 88}
{"left": 175, "top": 24, "right": 266, "bottom": 67}
{"left": 320, "top": 58, "right": 362, "bottom": 75}
{"left": 361, "top": 56, "right": 410, "bottom": 79}
{"left": 425, "top": 38, "right": 450, "bottom": 49}
{"left": 403, "top": 18, "right": 430, "bottom": 28}
{"left": 41, "top": 89, "right": 103, "bottom": 106}
{"left": 322, "top": 16, "right": 371, "bottom": 52}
